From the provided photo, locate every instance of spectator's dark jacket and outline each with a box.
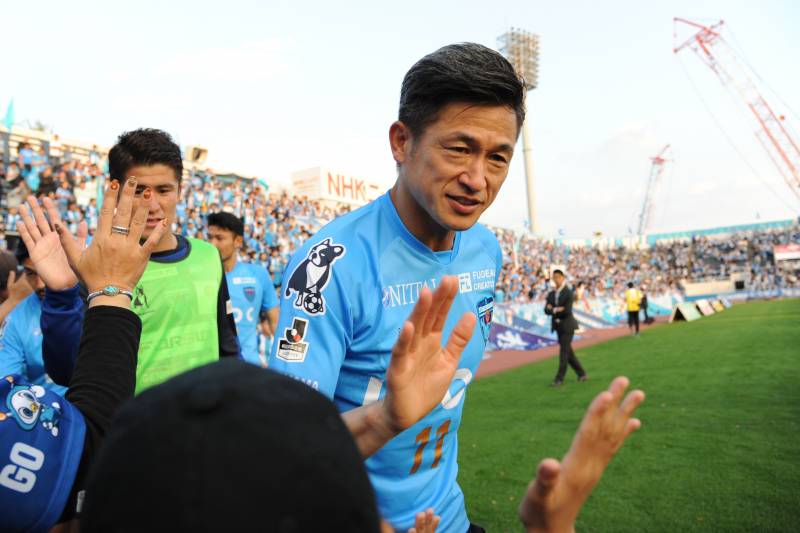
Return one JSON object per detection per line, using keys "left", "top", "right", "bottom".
{"left": 544, "top": 286, "right": 579, "bottom": 333}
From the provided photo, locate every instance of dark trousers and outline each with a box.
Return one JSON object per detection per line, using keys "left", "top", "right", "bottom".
{"left": 555, "top": 329, "right": 585, "bottom": 383}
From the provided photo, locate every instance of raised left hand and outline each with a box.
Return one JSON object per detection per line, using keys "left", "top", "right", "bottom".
{"left": 379, "top": 275, "right": 476, "bottom": 433}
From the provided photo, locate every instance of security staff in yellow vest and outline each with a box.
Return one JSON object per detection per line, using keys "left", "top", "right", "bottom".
{"left": 38, "top": 129, "right": 240, "bottom": 393}
{"left": 625, "top": 282, "right": 643, "bottom": 336}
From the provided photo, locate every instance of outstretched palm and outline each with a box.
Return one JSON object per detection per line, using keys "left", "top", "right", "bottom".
{"left": 383, "top": 276, "right": 476, "bottom": 431}
{"left": 519, "top": 377, "right": 645, "bottom": 533}
{"left": 17, "top": 196, "right": 83, "bottom": 291}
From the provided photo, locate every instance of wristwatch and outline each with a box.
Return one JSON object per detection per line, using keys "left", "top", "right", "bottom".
{"left": 87, "top": 285, "right": 134, "bottom": 304}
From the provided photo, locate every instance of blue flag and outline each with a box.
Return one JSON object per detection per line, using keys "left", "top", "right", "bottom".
{"left": 2, "top": 99, "right": 13, "bottom": 130}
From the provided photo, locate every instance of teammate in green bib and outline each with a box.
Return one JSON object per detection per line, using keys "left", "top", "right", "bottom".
{"left": 38, "top": 129, "right": 240, "bottom": 393}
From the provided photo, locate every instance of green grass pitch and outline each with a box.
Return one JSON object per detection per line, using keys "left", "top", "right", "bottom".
{"left": 458, "top": 299, "right": 800, "bottom": 532}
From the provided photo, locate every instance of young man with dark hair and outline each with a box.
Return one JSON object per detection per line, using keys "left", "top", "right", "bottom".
{"left": 207, "top": 211, "right": 279, "bottom": 365}
{"left": 35, "top": 129, "right": 240, "bottom": 393}
{"left": 545, "top": 269, "right": 587, "bottom": 386}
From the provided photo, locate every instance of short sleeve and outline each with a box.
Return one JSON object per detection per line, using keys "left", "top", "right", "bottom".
{"left": 268, "top": 236, "right": 352, "bottom": 398}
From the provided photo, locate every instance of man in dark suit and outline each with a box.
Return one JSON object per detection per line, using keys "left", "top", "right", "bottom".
{"left": 544, "top": 269, "right": 588, "bottom": 386}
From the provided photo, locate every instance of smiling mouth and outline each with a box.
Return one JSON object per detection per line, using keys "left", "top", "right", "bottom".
{"left": 446, "top": 194, "right": 482, "bottom": 214}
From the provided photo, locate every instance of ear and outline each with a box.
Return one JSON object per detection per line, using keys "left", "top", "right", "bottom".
{"left": 333, "top": 246, "right": 344, "bottom": 257}
{"left": 389, "top": 121, "right": 412, "bottom": 166}
{"left": 321, "top": 238, "right": 331, "bottom": 246}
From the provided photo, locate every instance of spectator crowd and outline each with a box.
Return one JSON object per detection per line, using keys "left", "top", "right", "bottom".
{"left": 2, "top": 138, "right": 799, "bottom": 306}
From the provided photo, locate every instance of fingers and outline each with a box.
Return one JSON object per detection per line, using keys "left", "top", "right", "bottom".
{"left": 528, "top": 458, "right": 561, "bottom": 503}
{"left": 41, "top": 196, "right": 65, "bottom": 229}
{"left": 625, "top": 418, "right": 642, "bottom": 437}
{"left": 76, "top": 221, "right": 88, "bottom": 249}
{"left": 27, "top": 196, "right": 52, "bottom": 236}
{"left": 16, "top": 217, "right": 35, "bottom": 251}
{"left": 129, "top": 189, "right": 151, "bottom": 243}
{"left": 389, "top": 321, "right": 415, "bottom": 371}
{"left": 139, "top": 219, "right": 168, "bottom": 257}
{"left": 405, "top": 287, "right": 432, "bottom": 352}
{"left": 607, "top": 376, "right": 629, "bottom": 406}
{"left": 112, "top": 176, "right": 137, "bottom": 230}
{"left": 18, "top": 202, "right": 42, "bottom": 241}
{"left": 55, "top": 222, "right": 81, "bottom": 267}
{"left": 429, "top": 276, "right": 458, "bottom": 335}
{"left": 619, "top": 389, "right": 646, "bottom": 420}
{"left": 97, "top": 179, "right": 120, "bottom": 236}
{"left": 442, "top": 312, "right": 476, "bottom": 363}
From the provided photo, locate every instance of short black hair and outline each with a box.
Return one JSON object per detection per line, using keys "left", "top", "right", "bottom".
{"left": 627, "top": 282, "right": 634, "bottom": 288}
{"left": 399, "top": 42, "right": 526, "bottom": 139}
{"left": 14, "top": 240, "right": 29, "bottom": 264}
{"left": 207, "top": 212, "right": 244, "bottom": 237}
{"left": 552, "top": 269, "right": 565, "bottom": 277}
{"left": 108, "top": 129, "right": 183, "bottom": 183}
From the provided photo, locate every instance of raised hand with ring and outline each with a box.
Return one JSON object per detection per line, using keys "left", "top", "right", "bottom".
{"left": 56, "top": 176, "right": 167, "bottom": 308}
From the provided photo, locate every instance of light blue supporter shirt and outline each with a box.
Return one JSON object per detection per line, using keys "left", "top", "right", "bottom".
{"left": 227, "top": 261, "right": 278, "bottom": 365}
{"left": 269, "top": 192, "right": 501, "bottom": 532}
{"left": 0, "top": 294, "right": 66, "bottom": 395}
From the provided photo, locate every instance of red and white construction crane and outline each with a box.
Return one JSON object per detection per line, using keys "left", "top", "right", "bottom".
{"left": 673, "top": 18, "right": 800, "bottom": 202}
{"left": 637, "top": 144, "right": 672, "bottom": 236}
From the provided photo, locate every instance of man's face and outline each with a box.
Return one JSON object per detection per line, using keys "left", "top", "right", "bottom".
{"left": 391, "top": 102, "right": 518, "bottom": 232}
{"left": 22, "top": 259, "right": 46, "bottom": 299}
{"left": 127, "top": 164, "right": 180, "bottom": 243}
{"left": 553, "top": 273, "right": 565, "bottom": 288}
{"left": 207, "top": 225, "right": 241, "bottom": 262}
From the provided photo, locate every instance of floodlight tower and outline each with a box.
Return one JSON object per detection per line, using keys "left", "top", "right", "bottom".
{"left": 637, "top": 144, "right": 672, "bottom": 236}
{"left": 499, "top": 28, "right": 540, "bottom": 233}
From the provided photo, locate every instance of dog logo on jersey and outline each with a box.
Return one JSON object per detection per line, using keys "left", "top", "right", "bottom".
{"left": 284, "top": 238, "right": 345, "bottom": 316}
{"left": 0, "top": 377, "right": 62, "bottom": 437}
{"left": 277, "top": 318, "right": 310, "bottom": 363}
{"left": 476, "top": 296, "right": 494, "bottom": 343}
{"left": 243, "top": 286, "right": 256, "bottom": 303}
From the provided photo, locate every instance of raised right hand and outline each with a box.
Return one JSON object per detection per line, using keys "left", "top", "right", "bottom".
{"left": 518, "top": 377, "right": 645, "bottom": 533}
{"left": 57, "top": 177, "right": 166, "bottom": 295}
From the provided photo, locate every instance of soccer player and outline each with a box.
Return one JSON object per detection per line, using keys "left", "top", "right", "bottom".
{"left": 625, "top": 282, "right": 643, "bottom": 336}
{"left": 268, "top": 42, "right": 523, "bottom": 531}
{"left": 207, "top": 211, "right": 279, "bottom": 365}
{"left": 32, "top": 129, "right": 240, "bottom": 392}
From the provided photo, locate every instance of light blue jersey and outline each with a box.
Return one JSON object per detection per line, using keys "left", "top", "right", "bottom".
{"left": 269, "top": 192, "right": 501, "bottom": 532}
{"left": 227, "top": 262, "right": 279, "bottom": 365}
{"left": 0, "top": 294, "right": 66, "bottom": 396}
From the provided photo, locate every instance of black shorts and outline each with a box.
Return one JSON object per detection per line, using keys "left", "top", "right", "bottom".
{"left": 628, "top": 310, "right": 639, "bottom": 327}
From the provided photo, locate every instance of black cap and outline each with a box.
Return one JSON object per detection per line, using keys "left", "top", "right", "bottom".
{"left": 82, "top": 359, "right": 380, "bottom": 533}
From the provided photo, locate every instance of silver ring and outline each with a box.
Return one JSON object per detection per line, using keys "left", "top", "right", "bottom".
{"left": 111, "top": 225, "right": 130, "bottom": 236}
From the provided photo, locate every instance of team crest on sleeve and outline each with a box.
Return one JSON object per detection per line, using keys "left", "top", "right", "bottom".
{"left": 284, "top": 238, "right": 345, "bottom": 316}
{"left": 0, "top": 376, "right": 62, "bottom": 437}
{"left": 243, "top": 286, "right": 256, "bottom": 303}
{"left": 277, "top": 318, "right": 310, "bottom": 363}
{"left": 477, "top": 296, "right": 494, "bottom": 343}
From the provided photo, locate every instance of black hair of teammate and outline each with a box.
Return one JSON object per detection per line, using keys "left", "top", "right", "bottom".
{"left": 627, "top": 282, "right": 634, "bottom": 288}
{"left": 552, "top": 269, "right": 564, "bottom": 277}
{"left": 108, "top": 128, "right": 183, "bottom": 183}
{"left": 399, "top": 42, "right": 527, "bottom": 139}
{"left": 207, "top": 212, "right": 245, "bottom": 237}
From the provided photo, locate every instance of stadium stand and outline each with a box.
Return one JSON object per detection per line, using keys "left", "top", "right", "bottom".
{"left": 2, "top": 127, "right": 799, "bottom": 340}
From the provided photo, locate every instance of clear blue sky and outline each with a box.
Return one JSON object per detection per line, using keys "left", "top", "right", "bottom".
{"left": 3, "top": 0, "right": 799, "bottom": 237}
